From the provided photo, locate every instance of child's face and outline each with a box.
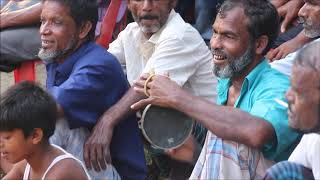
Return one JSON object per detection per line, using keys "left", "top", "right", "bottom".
{"left": 0, "top": 129, "right": 32, "bottom": 163}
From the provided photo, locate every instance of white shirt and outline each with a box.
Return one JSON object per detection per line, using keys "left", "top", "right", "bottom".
{"left": 271, "top": 38, "right": 320, "bottom": 76}
{"left": 108, "top": 10, "right": 217, "bottom": 101}
{"left": 289, "top": 133, "right": 320, "bottom": 179}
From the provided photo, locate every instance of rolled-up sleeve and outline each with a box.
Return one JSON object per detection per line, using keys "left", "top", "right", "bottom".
{"left": 250, "top": 97, "right": 301, "bottom": 161}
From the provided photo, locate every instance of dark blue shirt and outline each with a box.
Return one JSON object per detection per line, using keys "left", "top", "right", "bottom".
{"left": 46, "top": 42, "right": 147, "bottom": 180}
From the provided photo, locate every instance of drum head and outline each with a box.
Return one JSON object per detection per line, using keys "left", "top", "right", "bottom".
{"left": 141, "top": 104, "right": 194, "bottom": 150}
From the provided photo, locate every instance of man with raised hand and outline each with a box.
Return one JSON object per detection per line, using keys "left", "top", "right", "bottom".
{"left": 131, "top": 0, "right": 301, "bottom": 179}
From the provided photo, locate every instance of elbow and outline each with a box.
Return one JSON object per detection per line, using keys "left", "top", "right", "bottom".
{"left": 247, "top": 126, "right": 275, "bottom": 149}
{"left": 249, "top": 137, "right": 265, "bottom": 149}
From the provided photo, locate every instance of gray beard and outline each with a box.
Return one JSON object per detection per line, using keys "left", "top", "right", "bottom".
{"left": 301, "top": 18, "right": 320, "bottom": 38}
{"left": 132, "top": 14, "right": 161, "bottom": 34}
{"left": 38, "top": 38, "right": 77, "bottom": 64}
{"left": 212, "top": 43, "right": 255, "bottom": 79}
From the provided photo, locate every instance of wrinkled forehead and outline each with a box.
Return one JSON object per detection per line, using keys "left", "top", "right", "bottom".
{"left": 214, "top": 7, "right": 249, "bottom": 34}
{"left": 292, "top": 66, "right": 320, "bottom": 90}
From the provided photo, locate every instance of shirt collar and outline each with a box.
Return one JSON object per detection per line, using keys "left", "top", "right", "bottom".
{"left": 217, "top": 59, "right": 269, "bottom": 104}
{"left": 245, "top": 59, "right": 269, "bottom": 89}
{"left": 147, "top": 9, "right": 177, "bottom": 44}
{"left": 55, "top": 42, "right": 93, "bottom": 77}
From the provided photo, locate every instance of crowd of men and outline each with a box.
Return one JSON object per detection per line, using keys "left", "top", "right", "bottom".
{"left": 0, "top": 0, "right": 319, "bottom": 179}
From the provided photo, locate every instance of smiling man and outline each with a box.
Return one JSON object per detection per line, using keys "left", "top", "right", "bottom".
{"left": 131, "top": 0, "right": 302, "bottom": 179}
{"left": 84, "top": 0, "right": 216, "bottom": 178}
{"left": 38, "top": 0, "right": 147, "bottom": 179}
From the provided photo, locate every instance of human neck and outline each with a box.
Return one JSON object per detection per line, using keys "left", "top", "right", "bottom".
{"left": 56, "top": 39, "right": 86, "bottom": 64}
{"left": 230, "top": 55, "right": 263, "bottom": 90}
{"left": 143, "top": 32, "right": 154, "bottom": 40}
{"left": 26, "top": 141, "right": 58, "bottom": 173}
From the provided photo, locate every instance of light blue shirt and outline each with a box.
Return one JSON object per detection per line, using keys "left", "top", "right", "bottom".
{"left": 217, "top": 60, "right": 301, "bottom": 161}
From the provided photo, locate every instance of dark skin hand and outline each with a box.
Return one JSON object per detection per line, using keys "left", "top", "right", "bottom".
{"left": 132, "top": 74, "right": 276, "bottom": 163}
{"left": 275, "top": 0, "right": 304, "bottom": 33}
{"left": 83, "top": 84, "right": 146, "bottom": 172}
{"left": 266, "top": 31, "right": 313, "bottom": 62}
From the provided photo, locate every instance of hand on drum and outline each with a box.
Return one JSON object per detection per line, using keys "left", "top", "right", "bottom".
{"left": 131, "top": 72, "right": 184, "bottom": 110}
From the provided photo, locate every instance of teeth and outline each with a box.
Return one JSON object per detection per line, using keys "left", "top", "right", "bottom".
{"left": 214, "top": 55, "right": 225, "bottom": 60}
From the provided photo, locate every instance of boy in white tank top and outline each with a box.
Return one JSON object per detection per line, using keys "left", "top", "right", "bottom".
{"left": 0, "top": 82, "right": 91, "bottom": 180}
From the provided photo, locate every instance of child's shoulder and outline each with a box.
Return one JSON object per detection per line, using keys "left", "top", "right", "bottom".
{"left": 44, "top": 156, "right": 89, "bottom": 180}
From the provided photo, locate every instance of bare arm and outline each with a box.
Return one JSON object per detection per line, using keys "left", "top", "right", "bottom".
{"left": 45, "top": 159, "right": 89, "bottom": 180}
{"left": 267, "top": 31, "right": 313, "bottom": 62}
{"left": 83, "top": 85, "right": 146, "bottom": 172}
{"left": 132, "top": 75, "right": 276, "bottom": 149}
{"left": 0, "top": 3, "right": 42, "bottom": 29}
{"left": 2, "top": 160, "right": 26, "bottom": 180}
{"left": 172, "top": 90, "right": 275, "bottom": 149}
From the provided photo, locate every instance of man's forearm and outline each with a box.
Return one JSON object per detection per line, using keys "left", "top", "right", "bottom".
{"left": 0, "top": 3, "right": 42, "bottom": 29}
{"left": 99, "top": 87, "right": 146, "bottom": 128}
{"left": 172, "top": 91, "right": 275, "bottom": 149}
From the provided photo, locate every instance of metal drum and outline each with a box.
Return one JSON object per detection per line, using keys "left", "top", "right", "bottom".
{"left": 141, "top": 104, "right": 194, "bottom": 150}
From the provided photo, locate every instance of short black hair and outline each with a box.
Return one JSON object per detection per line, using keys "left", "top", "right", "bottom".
{"left": 41, "top": 0, "right": 98, "bottom": 41}
{"left": 218, "top": 0, "right": 280, "bottom": 55}
{"left": 0, "top": 81, "right": 57, "bottom": 139}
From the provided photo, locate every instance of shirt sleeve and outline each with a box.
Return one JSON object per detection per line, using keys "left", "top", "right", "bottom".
{"left": 288, "top": 135, "right": 309, "bottom": 165}
{"left": 143, "top": 38, "right": 198, "bottom": 86}
{"left": 49, "top": 62, "right": 126, "bottom": 128}
{"left": 289, "top": 134, "right": 320, "bottom": 179}
{"left": 270, "top": 51, "right": 297, "bottom": 76}
{"left": 108, "top": 31, "right": 127, "bottom": 72}
{"left": 249, "top": 94, "right": 301, "bottom": 161}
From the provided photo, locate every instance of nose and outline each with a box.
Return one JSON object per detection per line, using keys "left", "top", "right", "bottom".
{"left": 210, "top": 34, "right": 223, "bottom": 50}
{"left": 285, "top": 88, "right": 294, "bottom": 104}
{"left": 0, "top": 137, "right": 4, "bottom": 149}
{"left": 142, "top": 0, "right": 153, "bottom": 12}
{"left": 39, "top": 21, "right": 51, "bottom": 35}
{"left": 298, "top": 3, "right": 308, "bottom": 19}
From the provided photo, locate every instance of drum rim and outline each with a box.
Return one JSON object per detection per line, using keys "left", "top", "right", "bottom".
{"left": 141, "top": 104, "right": 195, "bottom": 150}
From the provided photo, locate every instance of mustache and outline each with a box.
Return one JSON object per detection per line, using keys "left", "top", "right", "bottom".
{"left": 298, "top": 17, "right": 312, "bottom": 26}
{"left": 139, "top": 15, "right": 158, "bottom": 20}
{"left": 211, "top": 48, "right": 229, "bottom": 59}
{"left": 211, "top": 49, "right": 225, "bottom": 55}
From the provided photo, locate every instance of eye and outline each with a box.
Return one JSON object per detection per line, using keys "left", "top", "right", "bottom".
{"left": 1, "top": 135, "right": 11, "bottom": 140}
{"left": 225, "top": 34, "right": 235, "bottom": 39}
{"left": 53, "top": 20, "right": 62, "bottom": 25}
{"left": 40, "top": 18, "right": 46, "bottom": 24}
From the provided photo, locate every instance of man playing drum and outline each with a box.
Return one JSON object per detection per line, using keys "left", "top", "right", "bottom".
{"left": 84, "top": 0, "right": 216, "bottom": 178}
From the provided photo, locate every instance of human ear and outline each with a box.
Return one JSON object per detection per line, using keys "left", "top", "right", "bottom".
{"left": 30, "top": 128, "right": 44, "bottom": 145}
{"left": 79, "top": 21, "right": 93, "bottom": 40}
{"left": 255, "top": 35, "right": 269, "bottom": 55}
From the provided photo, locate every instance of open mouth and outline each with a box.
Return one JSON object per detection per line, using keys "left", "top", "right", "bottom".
{"left": 213, "top": 54, "right": 228, "bottom": 64}
{"left": 41, "top": 39, "right": 54, "bottom": 48}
